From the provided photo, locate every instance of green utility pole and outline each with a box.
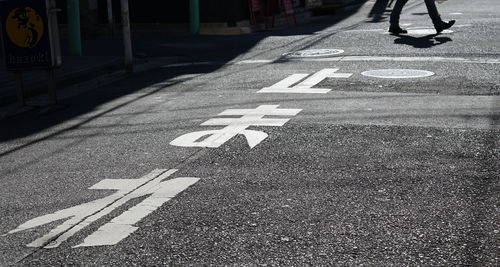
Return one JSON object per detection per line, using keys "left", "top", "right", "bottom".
{"left": 66, "top": 0, "right": 82, "bottom": 56}
{"left": 189, "top": 0, "right": 199, "bottom": 34}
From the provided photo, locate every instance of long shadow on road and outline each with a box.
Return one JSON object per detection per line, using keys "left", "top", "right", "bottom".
{"left": 0, "top": 4, "right": 367, "bottom": 146}
{"left": 0, "top": 65, "right": 221, "bottom": 159}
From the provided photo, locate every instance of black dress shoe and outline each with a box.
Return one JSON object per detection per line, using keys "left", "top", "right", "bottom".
{"left": 388, "top": 26, "right": 408, "bottom": 35}
{"left": 435, "top": 19, "right": 455, "bottom": 33}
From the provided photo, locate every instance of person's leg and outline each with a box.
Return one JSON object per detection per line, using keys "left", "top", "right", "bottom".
{"left": 390, "top": 0, "right": 409, "bottom": 27}
{"left": 424, "top": 0, "right": 455, "bottom": 32}
{"left": 423, "top": 0, "right": 443, "bottom": 26}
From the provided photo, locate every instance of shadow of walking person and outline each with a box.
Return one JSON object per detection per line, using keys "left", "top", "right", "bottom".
{"left": 394, "top": 34, "right": 452, "bottom": 48}
{"left": 368, "top": 0, "right": 393, "bottom": 23}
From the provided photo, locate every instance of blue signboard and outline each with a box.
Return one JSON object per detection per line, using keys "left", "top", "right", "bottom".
{"left": 0, "top": 0, "right": 60, "bottom": 70}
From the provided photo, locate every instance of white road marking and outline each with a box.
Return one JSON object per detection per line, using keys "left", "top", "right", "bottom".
{"left": 406, "top": 28, "right": 453, "bottom": 35}
{"left": 5, "top": 169, "right": 200, "bottom": 248}
{"left": 361, "top": 69, "right": 435, "bottom": 79}
{"left": 234, "top": 59, "right": 274, "bottom": 64}
{"left": 344, "top": 24, "right": 470, "bottom": 33}
{"left": 235, "top": 56, "right": 500, "bottom": 65}
{"left": 258, "top": 68, "right": 352, "bottom": 94}
{"left": 75, "top": 176, "right": 199, "bottom": 247}
{"left": 170, "top": 105, "right": 301, "bottom": 148}
{"left": 282, "top": 49, "right": 344, "bottom": 58}
{"left": 162, "top": 61, "right": 221, "bottom": 68}
{"left": 343, "top": 29, "right": 385, "bottom": 32}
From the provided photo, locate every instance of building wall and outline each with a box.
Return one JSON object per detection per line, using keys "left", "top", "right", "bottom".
{"left": 54, "top": 0, "right": 307, "bottom": 25}
{"left": 100, "top": 0, "right": 304, "bottom": 24}
{"left": 54, "top": 0, "right": 308, "bottom": 37}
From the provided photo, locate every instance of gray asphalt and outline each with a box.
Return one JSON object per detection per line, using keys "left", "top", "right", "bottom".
{"left": 1, "top": 0, "right": 499, "bottom": 265}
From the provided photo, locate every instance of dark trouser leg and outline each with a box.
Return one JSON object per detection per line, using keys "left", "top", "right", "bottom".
{"left": 424, "top": 0, "right": 444, "bottom": 26}
{"left": 390, "top": 0, "right": 409, "bottom": 26}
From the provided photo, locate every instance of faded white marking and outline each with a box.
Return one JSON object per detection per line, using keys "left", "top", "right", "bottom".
{"left": 343, "top": 29, "right": 384, "bottom": 32}
{"left": 162, "top": 61, "right": 220, "bottom": 68}
{"left": 235, "top": 59, "right": 274, "bottom": 64}
{"left": 285, "top": 56, "right": 500, "bottom": 64}
{"left": 282, "top": 49, "right": 344, "bottom": 58}
{"left": 235, "top": 56, "right": 500, "bottom": 65}
{"left": 345, "top": 24, "right": 468, "bottom": 33}
{"left": 5, "top": 169, "right": 200, "bottom": 248}
{"left": 258, "top": 68, "right": 352, "bottom": 94}
{"left": 170, "top": 105, "right": 301, "bottom": 148}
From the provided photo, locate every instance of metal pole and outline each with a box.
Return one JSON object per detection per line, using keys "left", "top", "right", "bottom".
{"left": 120, "top": 0, "right": 133, "bottom": 73}
{"left": 189, "top": 0, "right": 200, "bottom": 34}
{"left": 66, "top": 0, "right": 82, "bottom": 56}
{"left": 47, "top": 69, "right": 58, "bottom": 105}
{"left": 107, "top": 0, "right": 113, "bottom": 25}
{"left": 15, "top": 72, "right": 26, "bottom": 107}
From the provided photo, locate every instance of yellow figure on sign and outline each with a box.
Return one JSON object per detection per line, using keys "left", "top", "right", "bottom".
{"left": 5, "top": 7, "right": 44, "bottom": 48}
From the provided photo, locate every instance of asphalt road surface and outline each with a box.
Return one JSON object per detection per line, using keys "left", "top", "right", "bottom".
{"left": 1, "top": 0, "right": 499, "bottom": 265}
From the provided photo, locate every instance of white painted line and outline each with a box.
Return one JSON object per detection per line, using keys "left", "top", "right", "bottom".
{"left": 276, "top": 56, "right": 500, "bottom": 64}
{"left": 343, "top": 29, "right": 385, "bottom": 32}
{"left": 258, "top": 68, "right": 352, "bottom": 94}
{"left": 271, "top": 73, "right": 309, "bottom": 88}
{"left": 283, "top": 49, "right": 344, "bottom": 58}
{"left": 162, "top": 61, "right": 221, "bottom": 68}
{"left": 407, "top": 28, "right": 453, "bottom": 35}
{"left": 346, "top": 24, "right": 469, "bottom": 33}
{"left": 172, "top": 55, "right": 499, "bottom": 69}
{"left": 5, "top": 169, "right": 200, "bottom": 248}
{"left": 296, "top": 68, "right": 352, "bottom": 87}
{"left": 449, "top": 12, "right": 463, "bottom": 15}
{"left": 235, "top": 59, "right": 274, "bottom": 64}
{"left": 75, "top": 177, "right": 200, "bottom": 247}
{"left": 170, "top": 105, "right": 301, "bottom": 148}
{"left": 383, "top": 28, "right": 453, "bottom": 35}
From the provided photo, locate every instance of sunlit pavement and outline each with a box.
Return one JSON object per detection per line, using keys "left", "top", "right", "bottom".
{"left": 1, "top": 0, "right": 498, "bottom": 265}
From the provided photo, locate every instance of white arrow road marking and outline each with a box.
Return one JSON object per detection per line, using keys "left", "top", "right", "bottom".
{"left": 258, "top": 68, "right": 352, "bottom": 94}
{"left": 4, "top": 169, "right": 200, "bottom": 248}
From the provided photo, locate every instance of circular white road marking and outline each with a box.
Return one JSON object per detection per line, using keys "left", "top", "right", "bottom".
{"left": 283, "top": 49, "right": 344, "bottom": 58}
{"left": 361, "top": 69, "right": 435, "bottom": 78}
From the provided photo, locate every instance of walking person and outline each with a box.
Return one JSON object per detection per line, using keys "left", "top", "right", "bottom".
{"left": 389, "top": 0, "right": 455, "bottom": 34}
